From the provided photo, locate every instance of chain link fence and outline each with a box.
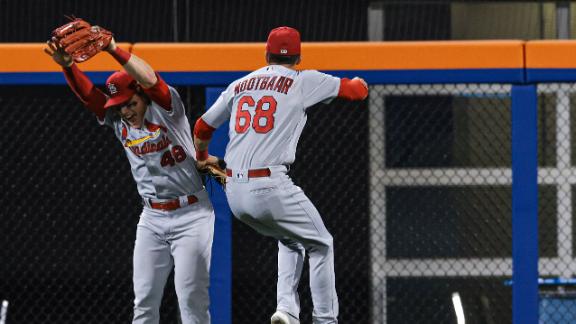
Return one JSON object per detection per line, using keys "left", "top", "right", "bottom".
{"left": 0, "top": 1, "right": 573, "bottom": 323}
{"left": 1, "top": 82, "right": 574, "bottom": 324}
{"left": 0, "top": 86, "right": 371, "bottom": 324}
{"left": 230, "top": 84, "right": 539, "bottom": 323}
{"left": 536, "top": 83, "right": 576, "bottom": 323}
{"left": 368, "top": 84, "right": 514, "bottom": 323}
{"left": 0, "top": 85, "right": 205, "bottom": 324}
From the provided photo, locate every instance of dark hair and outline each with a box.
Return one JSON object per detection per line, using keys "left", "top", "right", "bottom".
{"left": 266, "top": 53, "right": 300, "bottom": 65}
{"left": 110, "top": 88, "right": 151, "bottom": 113}
{"left": 136, "top": 88, "right": 151, "bottom": 105}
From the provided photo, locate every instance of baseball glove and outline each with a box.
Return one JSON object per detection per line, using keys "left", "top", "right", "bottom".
{"left": 51, "top": 17, "right": 112, "bottom": 63}
{"left": 199, "top": 158, "right": 227, "bottom": 189}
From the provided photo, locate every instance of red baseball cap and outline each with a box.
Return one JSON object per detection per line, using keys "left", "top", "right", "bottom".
{"left": 266, "top": 26, "right": 301, "bottom": 56}
{"left": 104, "top": 70, "right": 138, "bottom": 109}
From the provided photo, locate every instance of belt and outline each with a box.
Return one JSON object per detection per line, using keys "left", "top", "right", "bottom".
{"left": 148, "top": 195, "right": 198, "bottom": 211}
{"left": 226, "top": 168, "right": 271, "bottom": 178}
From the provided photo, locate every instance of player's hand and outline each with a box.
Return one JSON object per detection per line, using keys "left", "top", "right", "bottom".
{"left": 353, "top": 77, "right": 368, "bottom": 90}
{"left": 44, "top": 40, "right": 73, "bottom": 67}
{"left": 196, "top": 154, "right": 220, "bottom": 170}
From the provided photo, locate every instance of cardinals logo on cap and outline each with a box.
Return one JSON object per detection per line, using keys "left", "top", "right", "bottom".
{"left": 107, "top": 83, "right": 118, "bottom": 95}
{"left": 103, "top": 70, "right": 137, "bottom": 109}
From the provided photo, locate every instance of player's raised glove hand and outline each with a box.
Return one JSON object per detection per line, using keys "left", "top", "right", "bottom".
{"left": 50, "top": 17, "right": 113, "bottom": 63}
{"left": 44, "top": 40, "right": 73, "bottom": 67}
{"left": 197, "top": 156, "right": 227, "bottom": 189}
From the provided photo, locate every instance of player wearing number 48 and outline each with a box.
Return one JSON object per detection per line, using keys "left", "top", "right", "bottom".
{"left": 194, "top": 26, "right": 368, "bottom": 324}
{"left": 45, "top": 21, "right": 216, "bottom": 324}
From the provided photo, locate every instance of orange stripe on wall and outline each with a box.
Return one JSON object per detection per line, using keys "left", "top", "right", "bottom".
{"left": 0, "top": 41, "right": 524, "bottom": 72}
{"left": 303, "top": 41, "right": 524, "bottom": 70}
{"left": 131, "top": 43, "right": 265, "bottom": 72}
{"left": 0, "top": 43, "right": 132, "bottom": 72}
{"left": 525, "top": 41, "right": 576, "bottom": 68}
{"left": 132, "top": 41, "right": 525, "bottom": 71}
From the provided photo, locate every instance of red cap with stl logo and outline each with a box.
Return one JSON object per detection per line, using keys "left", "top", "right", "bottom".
{"left": 104, "top": 70, "right": 137, "bottom": 109}
{"left": 266, "top": 26, "right": 301, "bottom": 56}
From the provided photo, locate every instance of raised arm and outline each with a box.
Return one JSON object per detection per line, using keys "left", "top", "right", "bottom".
{"left": 44, "top": 41, "right": 107, "bottom": 119}
{"left": 106, "top": 40, "right": 172, "bottom": 110}
{"left": 106, "top": 40, "right": 156, "bottom": 88}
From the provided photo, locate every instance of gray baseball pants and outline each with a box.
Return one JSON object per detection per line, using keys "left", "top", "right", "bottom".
{"left": 226, "top": 165, "right": 338, "bottom": 324}
{"left": 132, "top": 191, "right": 215, "bottom": 324}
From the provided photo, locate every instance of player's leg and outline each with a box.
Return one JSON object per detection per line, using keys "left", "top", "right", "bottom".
{"left": 276, "top": 239, "right": 305, "bottom": 319}
{"left": 132, "top": 210, "right": 174, "bottom": 324}
{"left": 306, "top": 233, "right": 338, "bottom": 324}
{"left": 268, "top": 176, "right": 339, "bottom": 324}
{"left": 227, "top": 171, "right": 337, "bottom": 322}
{"left": 171, "top": 204, "right": 215, "bottom": 324}
{"left": 227, "top": 177, "right": 306, "bottom": 322}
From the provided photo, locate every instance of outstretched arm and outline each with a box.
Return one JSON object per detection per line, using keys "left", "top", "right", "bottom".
{"left": 44, "top": 40, "right": 107, "bottom": 119}
{"left": 106, "top": 40, "right": 172, "bottom": 110}
{"left": 106, "top": 40, "right": 156, "bottom": 88}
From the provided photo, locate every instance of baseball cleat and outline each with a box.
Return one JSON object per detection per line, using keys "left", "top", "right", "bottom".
{"left": 271, "top": 310, "right": 300, "bottom": 324}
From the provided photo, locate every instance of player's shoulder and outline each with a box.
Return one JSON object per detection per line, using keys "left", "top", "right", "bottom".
{"left": 296, "top": 69, "right": 338, "bottom": 82}
{"left": 167, "top": 85, "right": 183, "bottom": 101}
{"left": 298, "top": 69, "right": 329, "bottom": 77}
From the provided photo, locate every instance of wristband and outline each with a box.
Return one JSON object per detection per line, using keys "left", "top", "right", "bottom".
{"left": 196, "top": 150, "right": 208, "bottom": 161}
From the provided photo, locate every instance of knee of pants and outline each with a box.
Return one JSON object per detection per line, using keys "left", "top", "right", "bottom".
{"left": 280, "top": 239, "right": 305, "bottom": 251}
{"left": 308, "top": 234, "right": 334, "bottom": 253}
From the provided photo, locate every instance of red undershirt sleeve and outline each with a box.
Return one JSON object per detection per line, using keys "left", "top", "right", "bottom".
{"left": 194, "top": 118, "right": 216, "bottom": 140}
{"left": 143, "top": 75, "right": 172, "bottom": 111}
{"left": 63, "top": 64, "right": 107, "bottom": 120}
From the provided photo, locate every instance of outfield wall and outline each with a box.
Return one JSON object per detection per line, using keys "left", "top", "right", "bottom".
{"left": 1, "top": 41, "right": 573, "bottom": 323}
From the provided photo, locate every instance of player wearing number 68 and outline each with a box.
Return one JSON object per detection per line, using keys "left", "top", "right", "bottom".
{"left": 194, "top": 26, "right": 368, "bottom": 324}
{"left": 45, "top": 23, "right": 215, "bottom": 324}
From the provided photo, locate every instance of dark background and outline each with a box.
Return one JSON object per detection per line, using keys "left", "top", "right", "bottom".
{"left": 0, "top": 0, "right": 549, "bottom": 323}
{"left": 0, "top": 0, "right": 374, "bottom": 323}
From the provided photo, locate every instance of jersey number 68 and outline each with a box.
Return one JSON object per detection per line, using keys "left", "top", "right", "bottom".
{"left": 235, "top": 95, "right": 277, "bottom": 134}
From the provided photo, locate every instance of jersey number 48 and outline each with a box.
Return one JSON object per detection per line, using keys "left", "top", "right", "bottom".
{"left": 160, "top": 145, "right": 187, "bottom": 167}
{"left": 235, "top": 95, "right": 277, "bottom": 134}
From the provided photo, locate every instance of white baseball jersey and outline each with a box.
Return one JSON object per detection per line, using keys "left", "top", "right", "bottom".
{"left": 202, "top": 65, "right": 340, "bottom": 170}
{"left": 101, "top": 86, "right": 204, "bottom": 200}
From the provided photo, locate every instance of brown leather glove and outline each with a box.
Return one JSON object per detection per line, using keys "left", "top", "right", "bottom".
{"left": 51, "top": 17, "right": 113, "bottom": 63}
{"left": 199, "top": 158, "right": 227, "bottom": 189}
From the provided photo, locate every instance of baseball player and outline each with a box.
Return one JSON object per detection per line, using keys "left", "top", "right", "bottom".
{"left": 44, "top": 35, "right": 215, "bottom": 323}
{"left": 193, "top": 27, "right": 368, "bottom": 324}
